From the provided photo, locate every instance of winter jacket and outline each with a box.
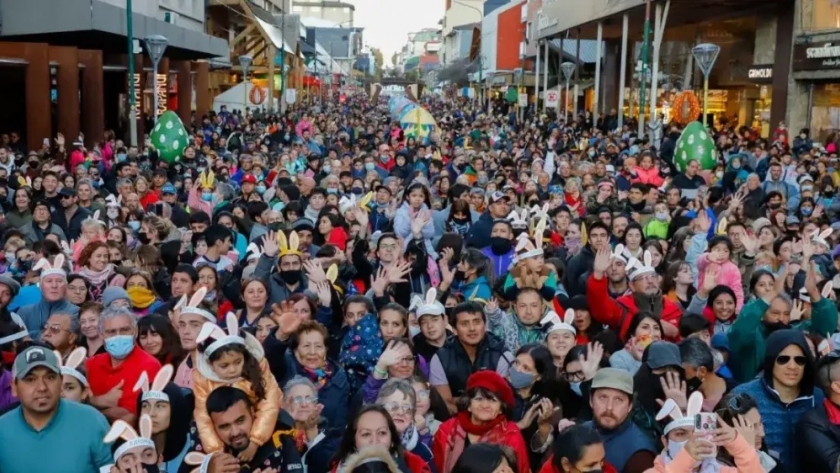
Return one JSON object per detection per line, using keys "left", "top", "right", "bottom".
{"left": 631, "top": 166, "right": 665, "bottom": 187}
{"left": 253, "top": 253, "right": 312, "bottom": 306}
{"left": 19, "top": 221, "right": 67, "bottom": 246}
{"left": 465, "top": 211, "right": 496, "bottom": 249}
{"left": 565, "top": 246, "right": 596, "bottom": 297}
{"left": 431, "top": 334, "right": 512, "bottom": 399}
{"left": 697, "top": 254, "right": 745, "bottom": 312}
{"left": 461, "top": 276, "right": 493, "bottom": 302}
{"left": 728, "top": 297, "right": 837, "bottom": 383}
{"left": 645, "top": 433, "right": 762, "bottom": 473}
{"left": 481, "top": 247, "right": 516, "bottom": 279}
{"left": 432, "top": 417, "right": 529, "bottom": 473}
{"left": 394, "top": 202, "right": 437, "bottom": 257}
{"left": 485, "top": 306, "right": 549, "bottom": 353}
{"left": 17, "top": 298, "right": 79, "bottom": 338}
{"left": 585, "top": 273, "right": 683, "bottom": 341}
{"left": 795, "top": 400, "right": 840, "bottom": 471}
{"left": 731, "top": 329, "right": 823, "bottom": 466}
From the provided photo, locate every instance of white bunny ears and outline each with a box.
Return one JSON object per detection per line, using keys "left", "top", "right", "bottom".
{"left": 540, "top": 308, "right": 576, "bottom": 335}
{"left": 507, "top": 210, "right": 528, "bottom": 230}
{"left": 175, "top": 287, "right": 215, "bottom": 324}
{"left": 105, "top": 194, "right": 122, "bottom": 208}
{"left": 82, "top": 210, "right": 104, "bottom": 227}
{"left": 812, "top": 228, "right": 833, "bottom": 249}
{"left": 32, "top": 254, "right": 67, "bottom": 280}
{"left": 183, "top": 451, "right": 215, "bottom": 473}
{"left": 245, "top": 242, "right": 262, "bottom": 262}
{"left": 133, "top": 364, "right": 174, "bottom": 403}
{"left": 627, "top": 250, "right": 655, "bottom": 281}
{"left": 339, "top": 194, "right": 357, "bottom": 215}
{"left": 514, "top": 216, "right": 547, "bottom": 262}
{"left": 611, "top": 244, "right": 629, "bottom": 265}
{"left": 800, "top": 280, "right": 835, "bottom": 301}
{"left": 197, "top": 313, "right": 245, "bottom": 357}
{"left": 58, "top": 346, "right": 88, "bottom": 387}
{"left": 656, "top": 391, "right": 704, "bottom": 435}
{"left": 104, "top": 414, "right": 156, "bottom": 461}
{"left": 409, "top": 288, "right": 445, "bottom": 318}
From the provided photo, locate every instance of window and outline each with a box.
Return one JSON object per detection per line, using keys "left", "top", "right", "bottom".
{"left": 811, "top": 83, "right": 840, "bottom": 142}
{"left": 310, "top": 6, "right": 321, "bottom": 13}
{"left": 293, "top": 5, "right": 302, "bottom": 11}
{"left": 813, "top": 0, "right": 840, "bottom": 31}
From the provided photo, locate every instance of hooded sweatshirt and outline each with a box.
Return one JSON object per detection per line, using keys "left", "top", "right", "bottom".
{"left": 136, "top": 382, "right": 194, "bottom": 473}
{"left": 730, "top": 329, "right": 823, "bottom": 466}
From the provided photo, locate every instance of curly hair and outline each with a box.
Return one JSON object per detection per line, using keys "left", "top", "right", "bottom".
{"left": 78, "top": 241, "right": 109, "bottom": 268}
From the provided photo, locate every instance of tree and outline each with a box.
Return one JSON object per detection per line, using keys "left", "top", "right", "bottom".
{"left": 370, "top": 47, "right": 384, "bottom": 80}
{"left": 437, "top": 58, "right": 472, "bottom": 86}
{"left": 391, "top": 52, "right": 399, "bottom": 67}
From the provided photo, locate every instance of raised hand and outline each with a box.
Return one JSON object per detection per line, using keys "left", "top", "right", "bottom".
{"left": 387, "top": 260, "right": 412, "bottom": 284}
{"left": 579, "top": 342, "right": 604, "bottom": 381}
{"left": 376, "top": 341, "right": 412, "bottom": 372}
{"left": 536, "top": 397, "right": 558, "bottom": 425}
{"left": 263, "top": 231, "right": 279, "bottom": 257}
{"left": 702, "top": 265, "right": 720, "bottom": 294}
{"left": 484, "top": 297, "right": 499, "bottom": 313}
{"left": 802, "top": 238, "right": 815, "bottom": 261}
{"left": 592, "top": 247, "right": 611, "bottom": 277}
{"left": 439, "top": 247, "right": 455, "bottom": 263}
{"left": 371, "top": 266, "right": 390, "bottom": 297}
{"left": 695, "top": 211, "right": 711, "bottom": 233}
{"left": 315, "top": 281, "right": 332, "bottom": 307}
{"left": 303, "top": 259, "right": 327, "bottom": 283}
{"left": 711, "top": 416, "right": 738, "bottom": 446}
{"left": 730, "top": 414, "right": 757, "bottom": 449}
{"left": 790, "top": 299, "right": 805, "bottom": 322}
{"left": 657, "top": 371, "right": 688, "bottom": 411}
{"left": 685, "top": 432, "right": 716, "bottom": 462}
{"left": 411, "top": 210, "right": 430, "bottom": 238}
{"left": 740, "top": 231, "right": 758, "bottom": 256}
{"left": 270, "top": 301, "right": 301, "bottom": 339}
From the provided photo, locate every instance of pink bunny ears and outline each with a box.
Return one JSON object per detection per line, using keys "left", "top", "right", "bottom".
{"left": 409, "top": 288, "right": 445, "bottom": 317}
{"left": 133, "top": 365, "right": 174, "bottom": 402}
{"left": 58, "top": 347, "right": 88, "bottom": 387}
{"left": 540, "top": 308, "right": 576, "bottom": 335}
{"left": 656, "top": 391, "right": 704, "bottom": 435}
{"left": 32, "top": 254, "right": 67, "bottom": 280}
{"left": 196, "top": 313, "right": 245, "bottom": 357}
{"left": 104, "top": 414, "right": 155, "bottom": 461}
{"left": 175, "top": 287, "right": 215, "bottom": 323}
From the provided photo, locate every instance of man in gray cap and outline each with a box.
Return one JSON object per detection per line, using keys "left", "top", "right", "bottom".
{"left": 0, "top": 344, "right": 111, "bottom": 473}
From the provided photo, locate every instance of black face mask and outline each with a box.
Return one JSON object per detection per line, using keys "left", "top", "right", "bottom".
{"left": 762, "top": 320, "right": 790, "bottom": 334}
{"left": 280, "top": 269, "right": 302, "bottom": 285}
{"left": 769, "top": 202, "right": 782, "bottom": 210}
{"left": 268, "top": 222, "right": 283, "bottom": 232}
{"left": 453, "top": 270, "right": 465, "bottom": 281}
{"left": 137, "top": 231, "right": 151, "bottom": 245}
{"left": 686, "top": 376, "right": 703, "bottom": 393}
{"left": 490, "top": 237, "right": 513, "bottom": 255}
{"left": 826, "top": 190, "right": 836, "bottom": 198}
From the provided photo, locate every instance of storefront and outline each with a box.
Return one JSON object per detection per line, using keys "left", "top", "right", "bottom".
{"left": 792, "top": 39, "right": 840, "bottom": 142}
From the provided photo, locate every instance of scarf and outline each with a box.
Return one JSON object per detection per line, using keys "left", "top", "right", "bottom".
{"left": 455, "top": 411, "right": 506, "bottom": 437}
{"left": 78, "top": 264, "right": 114, "bottom": 286}
{"left": 400, "top": 424, "right": 419, "bottom": 451}
{"left": 127, "top": 286, "right": 156, "bottom": 309}
{"left": 301, "top": 361, "right": 333, "bottom": 389}
{"left": 825, "top": 398, "right": 840, "bottom": 425}
{"left": 442, "top": 413, "right": 507, "bottom": 473}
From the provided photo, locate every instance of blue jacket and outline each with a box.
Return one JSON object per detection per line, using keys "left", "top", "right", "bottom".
{"left": 730, "top": 329, "right": 823, "bottom": 466}
{"left": 481, "top": 247, "right": 515, "bottom": 279}
{"left": 18, "top": 297, "right": 79, "bottom": 338}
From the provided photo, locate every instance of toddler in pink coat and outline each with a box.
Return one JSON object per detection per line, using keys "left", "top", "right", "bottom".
{"left": 696, "top": 235, "right": 744, "bottom": 312}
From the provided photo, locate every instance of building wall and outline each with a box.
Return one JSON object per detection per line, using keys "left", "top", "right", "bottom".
{"left": 443, "top": 0, "right": 485, "bottom": 37}
{"left": 481, "top": 5, "right": 500, "bottom": 74}
{"left": 495, "top": 1, "right": 525, "bottom": 71}
{"left": 293, "top": 3, "right": 353, "bottom": 25}
{"left": 98, "top": 0, "right": 205, "bottom": 31}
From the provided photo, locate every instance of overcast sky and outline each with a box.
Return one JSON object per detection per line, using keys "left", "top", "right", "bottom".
{"left": 345, "top": 0, "right": 444, "bottom": 66}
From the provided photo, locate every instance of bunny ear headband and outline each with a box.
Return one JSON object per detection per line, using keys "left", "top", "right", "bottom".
{"left": 32, "top": 254, "right": 67, "bottom": 280}
{"left": 0, "top": 312, "right": 28, "bottom": 345}
{"left": 339, "top": 194, "right": 357, "bottom": 215}
{"left": 196, "top": 313, "right": 245, "bottom": 357}
{"left": 540, "top": 308, "right": 576, "bottom": 335}
{"left": 812, "top": 228, "right": 833, "bottom": 249}
{"left": 655, "top": 391, "right": 704, "bottom": 435}
{"left": 716, "top": 216, "right": 729, "bottom": 236}
{"left": 627, "top": 250, "right": 655, "bottom": 281}
{"left": 58, "top": 347, "right": 89, "bottom": 387}
{"left": 507, "top": 210, "right": 528, "bottom": 230}
{"left": 198, "top": 169, "right": 216, "bottom": 189}
{"left": 133, "top": 364, "right": 175, "bottom": 402}
{"left": 409, "top": 288, "right": 445, "bottom": 318}
{"left": 277, "top": 230, "right": 303, "bottom": 258}
{"left": 245, "top": 242, "right": 262, "bottom": 262}
{"left": 104, "top": 414, "right": 156, "bottom": 461}
{"left": 611, "top": 243, "right": 628, "bottom": 265}
{"left": 176, "top": 287, "right": 216, "bottom": 324}
{"left": 184, "top": 451, "right": 215, "bottom": 473}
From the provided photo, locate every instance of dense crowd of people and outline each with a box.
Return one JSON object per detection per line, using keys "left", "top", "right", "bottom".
{"left": 0, "top": 92, "right": 839, "bottom": 473}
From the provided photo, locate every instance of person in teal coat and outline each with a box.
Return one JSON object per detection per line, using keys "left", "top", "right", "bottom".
{"left": 728, "top": 262, "right": 837, "bottom": 382}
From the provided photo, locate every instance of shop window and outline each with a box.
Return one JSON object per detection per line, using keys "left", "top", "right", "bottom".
{"left": 813, "top": 0, "right": 840, "bottom": 31}
{"left": 812, "top": 83, "right": 840, "bottom": 142}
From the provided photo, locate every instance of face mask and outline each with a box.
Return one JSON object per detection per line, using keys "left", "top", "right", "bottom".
{"left": 127, "top": 221, "right": 140, "bottom": 232}
{"left": 323, "top": 165, "right": 331, "bottom": 174}
{"left": 732, "top": 162, "right": 741, "bottom": 170}
{"left": 490, "top": 237, "right": 513, "bottom": 255}
{"left": 826, "top": 190, "right": 836, "bottom": 198}
{"left": 381, "top": 155, "right": 390, "bottom": 163}
{"left": 201, "top": 192, "right": 213, "bottom": 202}
{"left": 508, "top": 367, "right": 536, "bottom": 389}
{"left": 668, "top": 439, "right": 688, "bottom": 459}
{"left": 137, "top": 231, "right": 151, "bottom": 245}
{"left": 769, "top": 202, "right": 781, "bottom": 210}
{"left": 351, "top": 187, "right": 364, "bottom": 195}
{"left": 280, "top": 269, "right": 302, "bottom": 284}
{"left": 715, "top": 171, "right": 724, "bottom": 178}
{"left": 365, "top": 162, "right": 376, "bottom": 171}
{"left": 588, "top": 150, "right": 596, "bottom": 158}
{"left": 104, "top": 335, "right": 135, "bottom": 359}
{"left": 107, "top": 208, "right": 119, "bottom": 219}
{"left": 686, "top": 376, "right": 703, "bottom": 393}
{"left": 570, "top": 381, "right": 582, "bottom": 396}
{"left": 327, "top": 188, "right": 339, "bottom": 195}
{"left": 116, "top": 153, "right": 127, "bottom": 162}
{"left": 409, "top": 325, "right": 422, "bottom": 338}
{"left": 655, "top": 211, "right": 669, "bottom": 222}
{"left": 762, "top": 320, "right": 790, "bottom": 333}
{"left": 477, "top": 177, "right": 488, "bottom": 185}
{"left": 801, "top": 207, "right": 813, "bottom": 215}
{"left": 256, "top": 185, "right": 266, "bottom": 194}
{"left": 268, "top": 222, "right": 283, "bottom": 232}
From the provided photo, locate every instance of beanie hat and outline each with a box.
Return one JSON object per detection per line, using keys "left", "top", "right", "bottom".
{"left": 466, "top": 370, "right": 514, "bottom": 409}
{"left": 102, "top": 287, "right": 130, "bottom": 308}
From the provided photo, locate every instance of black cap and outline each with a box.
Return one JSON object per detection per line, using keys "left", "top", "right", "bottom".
{"left": 375, "top": 185, "right": 393, "bottom": 195}
{"left": 58, "top": 187, "right": 76, "bottom": 198}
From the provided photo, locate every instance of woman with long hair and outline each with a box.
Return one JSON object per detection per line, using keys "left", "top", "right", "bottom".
{"left": 541, "top": 425, "right": 616, "bottom": 473}
{"left": 7, "top": 186, "right": 33, "bottom": 229}
{"left": 393, "top": 182, "right": 436, "bottom": 257}
{"left": 662, "top": 261, "right": 696, "bottom": 310}
{"left": 124, "top": 269, "right": 163, "bottom": 316}
{"left": 78, "top": 301, "right": 105, "bottom": 356}
{"left": 196, "top": 264, "right": 233, "bottom": 319}
{"left": 76, "top": 241, "right": 126, "bottom": 302}
{"left": 236, "top": 278, "right": 270, "bottom": 328}
{"left": 446, "top": 199, "right": 473, "bottom": 238}
{"left": 66, "top": 274, "right": 92, "bottom": 307}
{"left": 453, "top": 248, "right": 494, "bottom": 302}
{"left": 375, "top": 379, "right": 436, "bottom": 470}
{"left": 137, "top": 313, "right": 185, "bottom": 367}
{"left": 609, "top": 312, "right": 664, "bottom": 375}
{"left": 452, "top": 444, "right": 517, "bottom": 473}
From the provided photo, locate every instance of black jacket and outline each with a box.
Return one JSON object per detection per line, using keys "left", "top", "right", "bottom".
{"left": 51, "top": 206, "right": 91, "bottom": 241}
{"left": 465, "top": 211, "right": 496, "bottom": 249}
{"left": 795, "top": 401, "right": 840, "bottom": 471}
{"left": 434, "top": 332, "right": 511, "bottom": 398}
{"left": 565, "top": 245, "right": 596, "bottom": 297}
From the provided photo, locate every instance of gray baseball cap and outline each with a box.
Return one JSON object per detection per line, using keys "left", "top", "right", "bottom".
{"left": 13, "top": 346, "right": 60, "bottom": 379}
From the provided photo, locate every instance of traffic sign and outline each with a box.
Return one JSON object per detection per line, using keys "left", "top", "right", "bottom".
{"left": 546, "top": 90, "right": 559, "bottom": 108}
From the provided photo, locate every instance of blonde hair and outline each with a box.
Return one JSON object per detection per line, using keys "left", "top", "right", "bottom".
{"left": 142, "top": 215, "right": 172, "bottom": 240}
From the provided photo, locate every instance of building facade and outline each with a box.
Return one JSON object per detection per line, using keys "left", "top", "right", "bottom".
{"left": 292, "top": 1, "right": 354, "bottom": 26}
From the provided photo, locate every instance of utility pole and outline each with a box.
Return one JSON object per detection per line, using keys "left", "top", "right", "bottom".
{"left": 638, "top": 0, "right": 652, "bottom": 136}
{"left": 279, "top": 7, "right": 287, "bottom": 113}
{"left": 127, "top": 0, "right": 137, "bottom": 147}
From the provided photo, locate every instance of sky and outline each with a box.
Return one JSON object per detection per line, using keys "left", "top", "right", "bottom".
{"left": 345, "top": 0, "right": 444, "bottom": 66}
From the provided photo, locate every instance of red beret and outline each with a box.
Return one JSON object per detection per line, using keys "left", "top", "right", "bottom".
{"left": 466, "top": 370, "right": 514, "bottom": 409}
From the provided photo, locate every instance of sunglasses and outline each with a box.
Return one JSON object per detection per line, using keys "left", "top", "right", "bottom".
{"left": 776, "top": 355, "right": 807, "bottom": 366}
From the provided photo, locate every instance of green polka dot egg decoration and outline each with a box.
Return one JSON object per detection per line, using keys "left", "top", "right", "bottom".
{"left": 674, "top": 121, "right": 718, "bottom": 173}
{"left": 150, "top": 111, "right": 188, "bottom": 164}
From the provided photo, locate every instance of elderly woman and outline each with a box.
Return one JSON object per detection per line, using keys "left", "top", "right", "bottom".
{"left": 284, "top": 375, "right": 342, "bottom": 473}
{"left": 79, "top": 301, "right": 105, "bottom": 356}
{"left": 376, "top": 378, "right": 436, "bottom": 472}
{"left": 432, "top": 371, "right": 529, "bottom": 473}
{"left": 77, "top": 241, "right": 126, "bottom": 302}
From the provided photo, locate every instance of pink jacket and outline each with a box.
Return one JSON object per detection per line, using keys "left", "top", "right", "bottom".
{"left": 645, "top": 434, "right": 762, "bottom": 473}
{"left": 188, "top": 186, "right": 213, "bottom": 215}
{"left": 696, "top": 254, "right": 744, "bottom": 312}
{"left": 632, "top": 166, "right": 665, "bottom": 187}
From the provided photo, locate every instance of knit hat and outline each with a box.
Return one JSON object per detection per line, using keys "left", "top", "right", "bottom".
{"left": 102, "top": 287, "right": 130, "bottom": 308}
{"left": 466, "top": 370, "right": 514, "bottom": 409}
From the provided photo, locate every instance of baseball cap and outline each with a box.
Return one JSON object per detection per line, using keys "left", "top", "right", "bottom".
{"left": 645, "top": 341, "right": 682, "bottom": 370}
{"left": 591, "top": 368, "right": 633, "bottom": 396}
{"left": 751, "top": 217, "right": 771, "bottom": 233}
{"left": 489, "top": 191, "right": 510, "bottom": 204}
{"left": 375, "top": 184, "right": 393, "bottom": 195}
{"left": 14, "top": 346, "right": 60, "bottom": 379}
{"left": 242, "top": 174, "right": 257, "bottom": 184}
{"left": 605, "top": 165, "right": 616, "bottom": 173}
{"left": 785, "top": 215, "right": 801, "bottom": 226}
{"left": 58, "top": 187, "right": 76, "bottom": 198}
{"left": 161, "top": 183, "right": 176, "bottom": 195}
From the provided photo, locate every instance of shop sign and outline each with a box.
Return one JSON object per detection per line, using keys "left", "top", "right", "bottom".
{"left": 793, "top": 42, "right": 840, "bottom": 71}
{"left": 747, "top": 66, "right": 773, "bottom": 83}
{"left": 536, "top": 11, "right": 558, "bottom": 31}
{"left": 155, "top": 74, "right": 168, "bottom": 117}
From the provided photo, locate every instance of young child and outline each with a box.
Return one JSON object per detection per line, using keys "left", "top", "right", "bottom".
{"left": 644, "top": 202, "right": 670, "bottom": 239}
{"left": 71, "top": 212, "right": 107, "bottom": 263}
{"left": 696, "top": 234, "right": 745, "bottom": 312}
{"left": 193, "top": 311, "right": 282, "bottom": 458}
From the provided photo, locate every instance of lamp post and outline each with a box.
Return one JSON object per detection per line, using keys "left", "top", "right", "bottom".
{"left": 239, "top": 55, "right": 253, "bottom": 112}
{"left": 144, "top": 35, "right": 168, "bottom": 123}
{"left": 560, "top": 61, "right": 576, "bottom": 121}
{"left": 692, "top": 43, "right": 720, "bottom": 126}
{"left": 127, "top": 0, "right": 137, "bottom": 146}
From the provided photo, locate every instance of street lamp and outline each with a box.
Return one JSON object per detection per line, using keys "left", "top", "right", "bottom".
{"left": 144, "top": 35, "right": 168, "bottom": 123}
{"left": 239, "top": 55, "right": 253, "bottom": 112}
{"left": 560, "top": 61, "right": 576, "bottom": 121}
{"left": 692, "top": 43, "right": 720, "bottom": 126}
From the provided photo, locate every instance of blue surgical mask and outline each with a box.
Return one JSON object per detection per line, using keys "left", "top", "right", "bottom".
{"left": 801, "top": 207, "right": 813, "bottom": 216}
{"left": 201, "top": 192, "right": 213, "bottom": 202}
{"left": 508, "top": 367, "right": 536, "bottom": 389}
{"left": 104, "top": 335, "right": 135, "bottom": 359}
{"left": 327, "top": 188, "right": 338, "bottom": 195}
{"left": 667, "top": 439, "right": 688, "bottom": 459}
{"left": 256, "top": 185, "right": 266, "bottom": 195}
{"left": 570, "top": 381, "right": 582, "bottom": 396}
{"left": 323, "top": 165, "right": 331, "bottom": 174}
{"left": 116, "top": 153, "right": 127, "bottom": 162}
{"left": 655, "top": 211, "right": 669, "bottom": 222}
{"left": 352, "top": 187, "right": 364, "bottom": 195}
{"left": 127, "top": 221, "right": 140, "bottom": 232}
{"left": 381, "top": 155, "right": 391, "bottom": 163}
{"left": 365, "top": 163, "right": 376, "bottom": 171}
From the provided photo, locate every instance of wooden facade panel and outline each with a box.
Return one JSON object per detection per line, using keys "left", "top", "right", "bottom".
{"left": 49, "top": 46, "right": 80, "bottom": 146}
{"left": 78, "top": 49, "right": 104, "bottom": 147}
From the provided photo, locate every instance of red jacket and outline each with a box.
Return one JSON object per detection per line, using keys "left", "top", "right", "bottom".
{"left": 539, "top": 455, "right": 618, "bottom": 473}
{"left": 585, "top": 274, "right": 682, "bottom": 341}
{"left": 330, "top": 451, "right": 430, "bottom": 473}
{"left": 432, "top": 418, "right": 529, "bottom": 473}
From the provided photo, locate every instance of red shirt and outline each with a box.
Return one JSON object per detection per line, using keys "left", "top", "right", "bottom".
{"left": 86, "top": 346, "right": 161, "bottom": 414}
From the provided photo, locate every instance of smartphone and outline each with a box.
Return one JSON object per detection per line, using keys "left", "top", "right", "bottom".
{"left": 694, "top": 412, "right": 718, "bottom": 457}
{"left": 43, "top": 138, "right": 50, "bottom": 147}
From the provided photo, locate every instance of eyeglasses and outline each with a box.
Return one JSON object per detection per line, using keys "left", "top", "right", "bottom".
{"left": 395, "top": 356, "right": 415, "bottom": 366}
{"left": 776, "top": 355, "right": 807, "bottom": 366}
{"left": 289, "top": 395, "right": 318, "bottom": 406}
{"left": 383, "top": 402, "right": 413, "bottom": 414}
{"left": 379, "top": 244, "right": 398, "bottom": 251}
{"left": 42, "top": 323, "right": 68, "bottom": 335}
{"left": 564, "top": 370, "right": 585, "bottom": 382}
{"left": 415, "top": 389, "right": 430, "bottom": 401}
